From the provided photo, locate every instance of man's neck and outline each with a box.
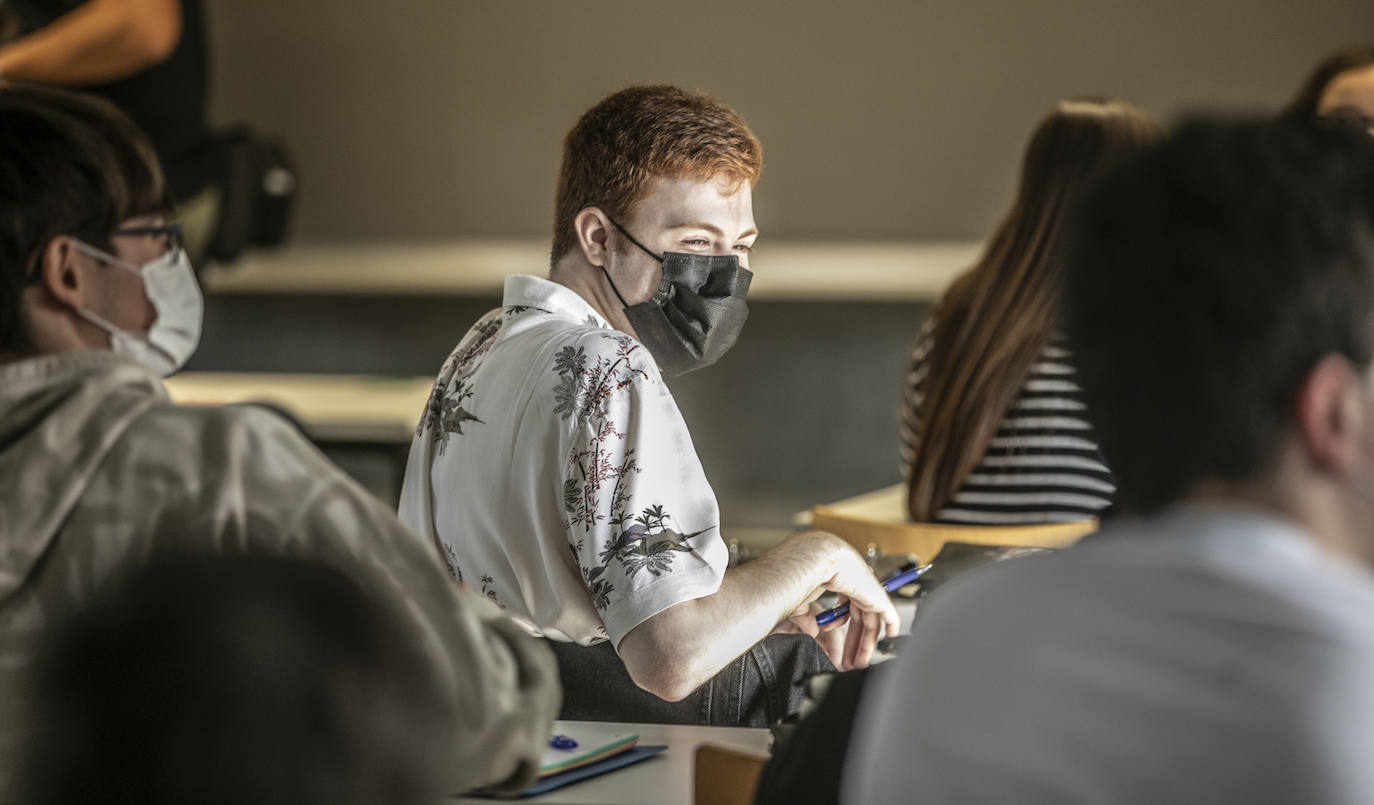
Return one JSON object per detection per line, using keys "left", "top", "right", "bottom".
{"left": 1186, "top": 474, "right": 1374, "bottom": 567}
{"left": 548, "top": 255, "right": 638, "bottom": 338}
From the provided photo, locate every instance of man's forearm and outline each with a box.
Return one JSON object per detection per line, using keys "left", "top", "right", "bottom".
{"left": 0, "top": 0, "right": 181, "bottom": 85}
{"left": 617, "top": 531, "right": 845, "bottom": 701}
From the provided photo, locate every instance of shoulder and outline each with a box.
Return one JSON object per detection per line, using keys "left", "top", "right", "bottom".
{"left": 908, "top": 319, "right": 935, "bottom": 366}
{"left": 549, "top": 326, "right": 661, "bottom": 384}
{"left": 1037, "top": 336, "right": 1078, "bottom": 365}
{"left": 449, "top": 308, "right": 507, "bottom": 358}
{"left": 133, "top": 398, "right": 328, "bottom": 474}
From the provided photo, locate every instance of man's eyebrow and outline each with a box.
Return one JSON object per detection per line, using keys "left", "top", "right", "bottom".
{"left": 667, "top": 222, "right": 759, "bottom": 239}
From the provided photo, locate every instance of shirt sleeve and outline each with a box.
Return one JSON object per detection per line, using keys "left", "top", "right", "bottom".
{"left": 553, "top": 330, "right": 729, "bottom": 647}
{"left": 899, "top": 323, "right": 933, "bottom": 481}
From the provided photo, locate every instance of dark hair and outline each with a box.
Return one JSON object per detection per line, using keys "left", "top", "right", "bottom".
{"left": 0, "top": 81, "right": 171, "bottom": 353}
{"left": 24, "top": 553, "right": 449, "bottom": 805}
{"left": 551, "top": 85, "right": 762, "bottom": 263}
{"left": 1062, "top": 120, "right": 1374, "bottom": 513}
{"left": 907, "top": 99, "right": 1158, "bottom": 520}
{"left": 1282, "top": 44, "right": 1374, "bottom": 120}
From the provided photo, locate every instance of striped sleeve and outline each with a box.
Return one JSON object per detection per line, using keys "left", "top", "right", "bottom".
{"left": 898, "top": 320, "right": 934, "bottom": 481}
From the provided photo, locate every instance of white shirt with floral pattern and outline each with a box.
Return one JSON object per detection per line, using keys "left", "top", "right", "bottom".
{"left": 399, "top": 274, "right": 728, "bottom": 647}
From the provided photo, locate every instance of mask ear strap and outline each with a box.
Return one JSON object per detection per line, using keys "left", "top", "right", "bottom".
{"left": 604, "top": 214, "right": 663, "bottom": 262}
{"left": 599, "top": 265, "right": 631, "bottom": 309}
{"left": 599, "top": 213, "right": 661, "bottom": 309}
{"left": 71, "top": 239, "right": 139, "bottom": 275}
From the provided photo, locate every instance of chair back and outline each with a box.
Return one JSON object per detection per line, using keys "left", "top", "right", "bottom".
{"left": 694, "top": 743, "right": 768, "bottom": 805}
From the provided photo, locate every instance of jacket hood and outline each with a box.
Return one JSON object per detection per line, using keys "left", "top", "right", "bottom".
{"left": 0, "top": 350, "right": 165, "bottom": 601}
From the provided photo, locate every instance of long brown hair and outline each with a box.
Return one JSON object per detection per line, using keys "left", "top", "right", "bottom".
{"left": 1281, "top": 44, "right": 1374, "bottom": 121}
{"left": 907, "top": 99, "right": 1159, "bottom": 522}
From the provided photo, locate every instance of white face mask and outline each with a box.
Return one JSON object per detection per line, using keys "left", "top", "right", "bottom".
{"left": 71, "top": 240, "right": 204, "bottom": 377}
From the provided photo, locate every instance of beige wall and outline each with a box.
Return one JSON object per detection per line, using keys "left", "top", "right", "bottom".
{"left": 207, "top": 0, "right": 1374, "bottom": 244}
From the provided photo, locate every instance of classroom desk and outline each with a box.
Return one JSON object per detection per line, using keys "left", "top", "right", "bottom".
{"left": 162, "top": 372, "right": 434, "bottom": 444}
{"left": 801, "top": 483, "right": 1094, "bottom": 562}
{"left": 452, "top": 720, "right": 771, "bottom": 805}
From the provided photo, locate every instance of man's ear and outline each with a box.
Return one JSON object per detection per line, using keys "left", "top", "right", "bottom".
{"left": 34, "top": 236, "right": 88, "bottom": 311}
{"left": 572, "top": 207, "right": 612, "bottom": 268}
{"left": 1295, "top": 354, "right": 1372, "bottom": 477}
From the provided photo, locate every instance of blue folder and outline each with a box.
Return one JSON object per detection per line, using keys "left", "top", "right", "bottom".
{"left": 465, "top": 744, "right": 668, "bottom": 799}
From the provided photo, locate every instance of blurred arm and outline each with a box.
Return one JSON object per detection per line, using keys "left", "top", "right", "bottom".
{"left": 0, "top": 0, "right": 181, "bottom": 84}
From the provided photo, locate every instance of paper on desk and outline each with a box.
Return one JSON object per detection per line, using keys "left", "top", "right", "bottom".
{"left": 541, "top": 727, "right": 638, "bottom": 777}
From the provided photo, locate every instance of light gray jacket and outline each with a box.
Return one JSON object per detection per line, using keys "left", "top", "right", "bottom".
{"left": 0, "top": 350, "right": 560, "bottom": 800}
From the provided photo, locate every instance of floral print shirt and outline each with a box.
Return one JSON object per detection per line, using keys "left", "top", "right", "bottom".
{"left": 399, "top": 275, "right": 727, "bottom": 647}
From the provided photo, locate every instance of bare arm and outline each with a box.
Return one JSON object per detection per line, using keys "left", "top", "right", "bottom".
{"left": 617, "top": 530, "right": 900, "bottom": 701}
{"left": 0, "top": 0, "right": 181, "bottom": 85}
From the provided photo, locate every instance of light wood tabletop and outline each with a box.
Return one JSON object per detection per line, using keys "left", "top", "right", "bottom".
{"left": 163, "top": 372, "right": 434, "bottom": 444}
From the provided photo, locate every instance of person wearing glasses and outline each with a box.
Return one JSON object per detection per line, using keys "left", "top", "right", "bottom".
{"left": 0, "top": 0, "right": 220, "bottom": 260}
{"left": 0, "top": 82, "right": 559, "bottom": 801}
{"left": 1283, "top": 44, "right": 1374, "bottom": 135}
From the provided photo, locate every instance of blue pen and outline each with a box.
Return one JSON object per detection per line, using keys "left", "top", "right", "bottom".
{"left": 814, "top": 562, "right": 933, "bottom": 627}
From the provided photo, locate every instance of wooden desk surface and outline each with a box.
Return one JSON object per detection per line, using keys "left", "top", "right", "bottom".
{"left": 804, "top": 483, "right": 1094, "bottom": 561}
{"left": 163, "top": 372, "right": 434, "bottom": 444}
{"left": 452, "top": 720, "right": 771, "bottom": 805}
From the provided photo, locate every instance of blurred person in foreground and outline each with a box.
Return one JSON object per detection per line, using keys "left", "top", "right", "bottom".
{"left": 25, "top": 554, "right": 449, "bottom": 805}
{"left": 0, "top": 80, "right": 557, "bottom": 801}
{"left": 845, "top": 120, "right": 1374, "bottom": 804}
{"left": 756, "top": 97, "right": 1159, "bottom": 805}
{"left": 399, "top": 85, "right": 898, "bottom": 726}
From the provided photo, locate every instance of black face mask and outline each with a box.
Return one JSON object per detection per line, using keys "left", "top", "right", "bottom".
{"left": 600, "top": 217, "right": 752, "bottom": 377}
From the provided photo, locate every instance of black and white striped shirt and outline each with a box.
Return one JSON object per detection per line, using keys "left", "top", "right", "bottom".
{"left": 899, "top": 325, "right": 1115, "bottom": 524}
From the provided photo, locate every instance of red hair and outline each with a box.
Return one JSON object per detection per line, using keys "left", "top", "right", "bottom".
{"left": 551, "top": 85, "right": 762, "bottom": 262}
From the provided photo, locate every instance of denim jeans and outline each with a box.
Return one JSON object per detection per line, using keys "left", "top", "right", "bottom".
{"left": 548, "top": 633, "right": 835, "bottom": 727}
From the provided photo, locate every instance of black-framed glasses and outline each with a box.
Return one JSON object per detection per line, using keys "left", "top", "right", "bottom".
{"left": 22, "top": 223, "right": 185, "bottom": 286}
{"left": 111, "top": 222, "right": 184, "bottom": 253}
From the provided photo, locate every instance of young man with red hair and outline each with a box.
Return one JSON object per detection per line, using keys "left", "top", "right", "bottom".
{"left": 400, "top": 85, "right": 897, "bottom": 725}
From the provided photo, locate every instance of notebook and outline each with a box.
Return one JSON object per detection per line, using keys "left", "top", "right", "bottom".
{"left": 539, "top": 730, "right": 639, "bottom": 776}
{"left": 463, "top": 727, "right": 667, "bottom": 799}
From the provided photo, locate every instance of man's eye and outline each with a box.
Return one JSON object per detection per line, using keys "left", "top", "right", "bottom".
{"left": 734, "top": 243, "right": 754, "bottom": 254}
{"left": 682, "top": 238, "right": 710, "bottom": 248}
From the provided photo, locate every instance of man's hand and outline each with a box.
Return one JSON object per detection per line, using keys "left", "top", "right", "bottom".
{"left": 618, "top": 529, "right": 900, "bottom": 699}
{"left": 775, "top": 601, "right": 847, "bottom": 669}
{"left": 800, "top": 534, "right": 900, "bottom": 670}
{"left": 772, "top": 533, "right": 900, "bottom": 670}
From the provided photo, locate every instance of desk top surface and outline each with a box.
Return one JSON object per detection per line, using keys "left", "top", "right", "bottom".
{"left": 452, "top": 720, "right": 771, "bottom": 805}
{"left": 163, "top": 372, "right": 434, "bottom": 443}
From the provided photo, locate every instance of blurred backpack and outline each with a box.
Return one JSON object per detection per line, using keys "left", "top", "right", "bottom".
{"left": 207, "top": 126, "right": 297, "bottom": 264}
